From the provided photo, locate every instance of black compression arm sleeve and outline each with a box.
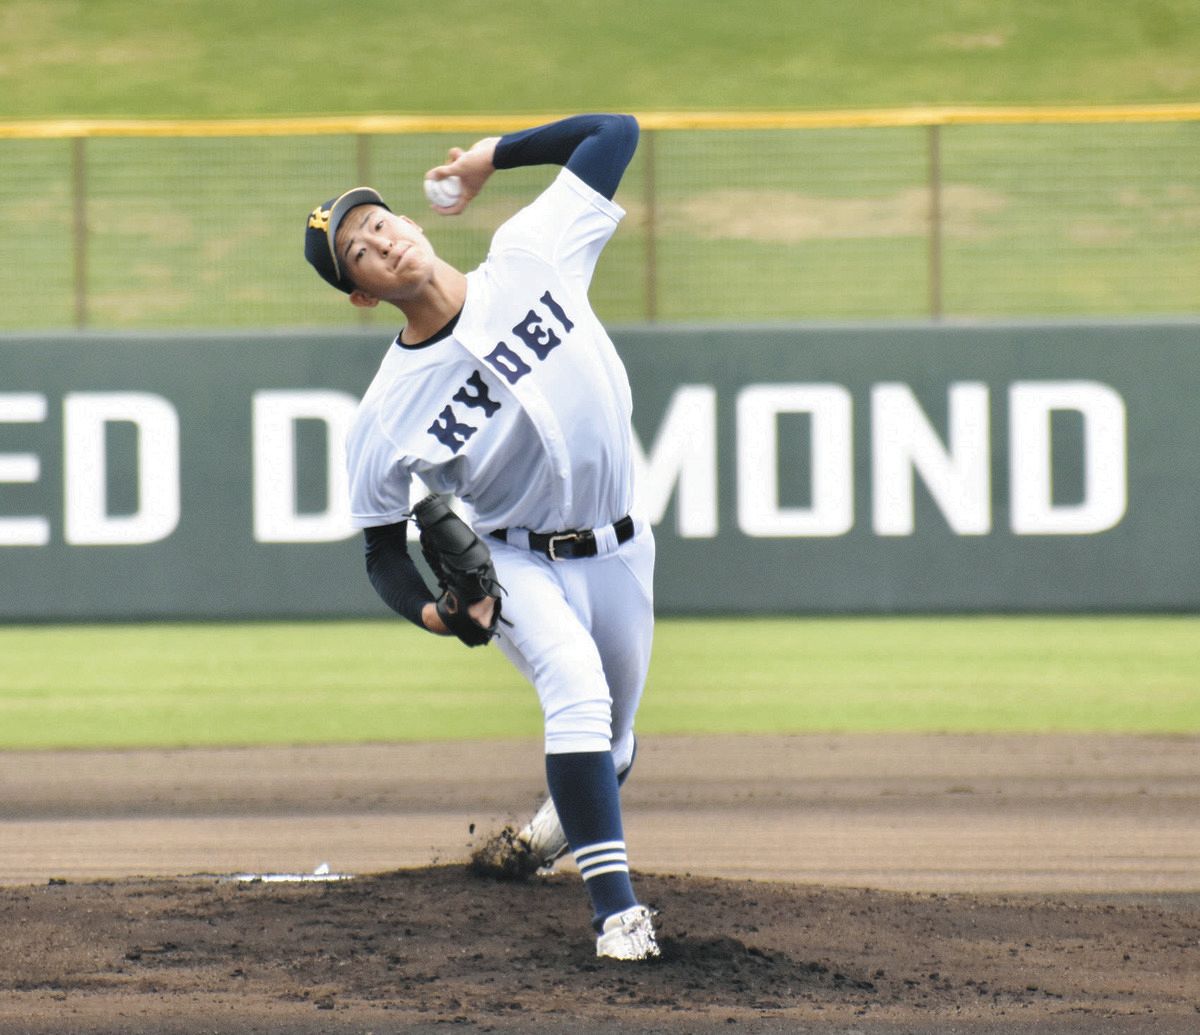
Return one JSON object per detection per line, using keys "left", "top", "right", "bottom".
{"left": 363, "top": 522, "right": 436, "bottom": 628}
{"left": 493, "top": 114, "right": 639, "bottom": 200}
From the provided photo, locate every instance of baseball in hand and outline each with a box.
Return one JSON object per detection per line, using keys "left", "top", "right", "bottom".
{"left": 424, "top": 175, "right": 463, "bottom": 209}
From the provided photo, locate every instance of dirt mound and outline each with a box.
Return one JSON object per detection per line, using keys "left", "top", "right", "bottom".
{"left": 2, "top": 863, "right": 1197, "bottom": 1033}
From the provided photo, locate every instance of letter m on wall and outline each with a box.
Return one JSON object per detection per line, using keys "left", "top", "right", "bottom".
{"left": 632, "top": 386, "right": 717, "bottom": 538}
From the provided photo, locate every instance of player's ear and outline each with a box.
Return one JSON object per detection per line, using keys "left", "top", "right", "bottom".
{"left": 348, "top": 289, "right": 380, "bottom": 309}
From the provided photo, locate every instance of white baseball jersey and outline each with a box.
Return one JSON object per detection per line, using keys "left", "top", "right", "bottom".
{"left": 346, "top": 168, "right": 634, "bottom": 536}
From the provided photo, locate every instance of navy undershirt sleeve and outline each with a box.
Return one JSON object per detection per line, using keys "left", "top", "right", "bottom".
{"left": 364, "top": 522, "right": 435, "bottom": 628}
{"left": 493, "top": 114, "right": 639, "bottom": 200}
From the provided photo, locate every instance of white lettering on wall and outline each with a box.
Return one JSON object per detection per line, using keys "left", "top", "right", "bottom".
{"left": 736, "top": 384, "right": 853, "bottom": 537}
{"left": 63, "top": 393, "right": 180, "bottom": 545}
{"left": 1009, "top": 381, "right": 1127, "bottom": 535}
{"left": 872, "top": 382, "right": 991, "bottom": 536}
{"left": 3, "top": 378, "right": 1130, "bottom": 551}
{"left": 0, "top": 393, "right": 50, "bottom": 546}
{"left": 631, "top": 385, "right": 718, "bottom": 537}
{"left": 252, "top": 390, "right": 358, "bottom": 543}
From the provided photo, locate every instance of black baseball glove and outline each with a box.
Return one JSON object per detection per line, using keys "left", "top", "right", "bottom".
{"left": 411, "top": 494, "right": 504, "bottom": 647}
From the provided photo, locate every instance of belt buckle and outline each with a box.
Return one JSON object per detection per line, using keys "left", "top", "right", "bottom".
{"left": 547, "top": 532, "right": 581, "bottom": 561}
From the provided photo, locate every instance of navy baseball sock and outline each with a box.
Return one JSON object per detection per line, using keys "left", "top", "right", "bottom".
{"left": 545, "top": 750, "right": 638, "bottom": 930}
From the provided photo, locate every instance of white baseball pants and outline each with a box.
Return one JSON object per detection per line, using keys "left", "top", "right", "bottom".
{"left": 490, "top": 520, "right": 655, "bottom": 771}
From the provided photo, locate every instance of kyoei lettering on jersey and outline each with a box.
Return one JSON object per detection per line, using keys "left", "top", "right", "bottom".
{"left": 393, "top": 267, "right": 635, "bottom": 532}
{"left": 426, "top": 288, "right": 575, "bottom": 455}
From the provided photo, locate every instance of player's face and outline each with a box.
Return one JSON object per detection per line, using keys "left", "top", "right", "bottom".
{"left": 336, "top": 206, "right": 436, "bottom": 302}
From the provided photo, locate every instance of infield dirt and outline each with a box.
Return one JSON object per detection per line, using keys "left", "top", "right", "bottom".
{"left": 1, "top": 733, "right": 1197, "bottom": 1033}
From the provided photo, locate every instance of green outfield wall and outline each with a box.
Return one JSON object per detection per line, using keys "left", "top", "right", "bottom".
{"left": 1, "top": 321, "right": 1196, "bottom": 619}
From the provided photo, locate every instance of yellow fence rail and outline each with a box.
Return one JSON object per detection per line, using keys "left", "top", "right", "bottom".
{"left": 3, "top": 104, "right": 1200, "bottom": 139}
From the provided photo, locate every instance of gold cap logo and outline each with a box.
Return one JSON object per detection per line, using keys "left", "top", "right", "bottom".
{"left": 308, "top": 206, "right": 331, "bottom": 232}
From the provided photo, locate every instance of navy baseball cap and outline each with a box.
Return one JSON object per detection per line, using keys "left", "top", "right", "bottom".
{"left": 304, "top": 187, "right": 390, "bottom": 293}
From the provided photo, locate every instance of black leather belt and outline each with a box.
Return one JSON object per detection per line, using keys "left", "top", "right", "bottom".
{"left": 491, "top": 515, "right": 635, "bottom": 561}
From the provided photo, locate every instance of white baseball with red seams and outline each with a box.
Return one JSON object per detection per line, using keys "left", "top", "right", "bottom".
{"left": 424, "top": 175, "right": 463, "bottom": 209}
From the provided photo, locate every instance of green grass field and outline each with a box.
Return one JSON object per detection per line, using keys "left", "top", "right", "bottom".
{"left": 3, "top": 0, "right": 1197, "bottom": 117}
{"left": 6, "top": 119, "right": 1198, "bottom": 330}
{"left": 3, "top": 1, "right": 1199, "bottom": 329}
{"left": 1, "top": 617, "right": 1196, "bottom": 750}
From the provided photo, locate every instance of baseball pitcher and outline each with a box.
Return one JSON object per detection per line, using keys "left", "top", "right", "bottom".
{"left": 303, "top": 114, "right": 658, "bottom": 961}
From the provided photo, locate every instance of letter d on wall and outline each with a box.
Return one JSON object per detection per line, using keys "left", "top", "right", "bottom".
{"left": 1009, "top": 381, "right": 1127, "bottom": 535}
{"left": 253, "top": 390, "right": 358, "bottom": 543}
{"left": 64, "top": 393, "right": 181, "bottom": 545}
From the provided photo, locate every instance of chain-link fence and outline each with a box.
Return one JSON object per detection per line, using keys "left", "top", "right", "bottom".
{"left": 2, "top": 108, "right": 1197, "bottom": 331}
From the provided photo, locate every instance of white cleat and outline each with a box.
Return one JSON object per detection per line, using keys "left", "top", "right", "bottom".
{"left": 596, "top": 905, "right": 660, "bottom": 961}
{"left": 515, "top": 796, "right": 569, "bottom": 870}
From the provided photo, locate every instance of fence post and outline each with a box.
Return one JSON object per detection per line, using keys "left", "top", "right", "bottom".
{"left": 71, "top": 137, "right": 88, "bottom": 329}
{"left": 926, "top": 123, "right": 943, "bottom": 320}
{"left": 642, "top": 128, "right": 658, "bottom": 322}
